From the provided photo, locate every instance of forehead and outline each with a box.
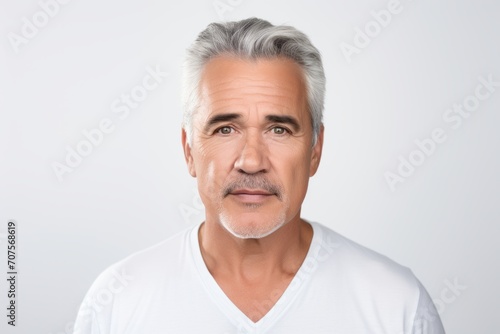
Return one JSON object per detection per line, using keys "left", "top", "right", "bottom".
{"left": 198, "top": 56, "right": 308, "bottom": 115}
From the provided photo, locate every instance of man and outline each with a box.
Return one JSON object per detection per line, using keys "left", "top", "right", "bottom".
{"left": 74, "top": 18, "right": 445, "bottom": 333}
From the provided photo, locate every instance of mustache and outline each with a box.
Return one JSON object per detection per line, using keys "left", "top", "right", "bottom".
{"left": 223, "top": 176, "right": 283, "bottom": 200}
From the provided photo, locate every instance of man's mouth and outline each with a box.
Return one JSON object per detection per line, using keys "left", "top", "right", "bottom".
{"left": 229, "top": 189, "right": 275, "bottom": 203}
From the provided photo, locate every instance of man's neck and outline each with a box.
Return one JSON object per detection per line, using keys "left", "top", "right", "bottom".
{"left": 198, "top": 216, "right": 313, "bottom": 282}
{"left": 197, "top": 216, "right": 313, "bottom": 322}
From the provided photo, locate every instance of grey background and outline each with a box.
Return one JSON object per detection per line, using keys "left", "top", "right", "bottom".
{"left": 1, "top": 0, "right": 499, "bottom": 333}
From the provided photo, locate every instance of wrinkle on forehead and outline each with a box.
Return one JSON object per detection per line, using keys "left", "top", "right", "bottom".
{"left": 199, "top": 55, "right": 306, "bottom": 95}
{"left": 203, "top": 77, "right": 298, "bottom": 96}
{"left": 199, "top": 57, "right": 307, "bottom": 111}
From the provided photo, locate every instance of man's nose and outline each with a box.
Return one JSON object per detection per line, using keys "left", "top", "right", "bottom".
{"left": 234, "top": 132, "right": 269, "bottom": 174}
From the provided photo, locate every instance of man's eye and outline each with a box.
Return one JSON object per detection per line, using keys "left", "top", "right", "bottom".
{"left": 216, "top": 126, "right": 233, "bottom": 135}
{"left": 272, "top": 127, "right": 288, "bottom": 135}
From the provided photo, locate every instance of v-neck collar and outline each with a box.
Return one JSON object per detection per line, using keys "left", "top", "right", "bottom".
{"left": 189, "top": 221, "right": 323, "bottom": 333}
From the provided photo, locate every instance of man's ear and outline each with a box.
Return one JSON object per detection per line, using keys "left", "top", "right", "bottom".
{"left": 309, "top": 124, "right": 324, "bottom": 177}
{"left": 181, "top": 128, "right": 196, "bottom": 177}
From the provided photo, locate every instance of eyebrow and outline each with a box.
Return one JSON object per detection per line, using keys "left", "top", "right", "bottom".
{"left": 265, "top": 115, "right": 301, "bottom": 132}
{"left": 203, "top": 113, "right": 301, "bottom": 132}
{"left": 204, "top": 113, "right": 241, "bottom": 132}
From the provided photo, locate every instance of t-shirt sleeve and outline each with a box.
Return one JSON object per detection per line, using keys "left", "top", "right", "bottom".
{"left": 73, "top": 265, "right": 121, "bottom": 334}
{"left": 411, "top": 279, "right": 446, "bottom": 334}
{"left": 73, "top": 287, "right": 103, "bottom": 334}
{"left": 73, "top": 306, "right": 101, "bottom": 334}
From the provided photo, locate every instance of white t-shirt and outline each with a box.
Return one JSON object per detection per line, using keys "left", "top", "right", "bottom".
{"left": 74, "top": 222, "right": 445, "bottom": 334}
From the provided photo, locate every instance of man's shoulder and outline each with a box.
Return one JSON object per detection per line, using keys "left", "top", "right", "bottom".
{"left": 86, "top": 224, "right": 197, "bottom": 291}
{"left": 310, "top": 222, "right": 444, "bottom": 332}
{"left": 312, "top": 221, "right": 419, "bottom": 292}
{"left": 74, "top": 225, "right": 198, "bottom": 333}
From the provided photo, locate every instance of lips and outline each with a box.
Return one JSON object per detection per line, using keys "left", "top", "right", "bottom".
{"left": 231, "top": 189, "right": 273, "bottom": 196}
{"left": 229, "top": 188, "right": 274, "bottom": 203}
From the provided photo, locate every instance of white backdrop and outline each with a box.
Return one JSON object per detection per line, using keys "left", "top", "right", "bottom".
{"left": 1, "top": 0, "right": 499, "bottom": 333}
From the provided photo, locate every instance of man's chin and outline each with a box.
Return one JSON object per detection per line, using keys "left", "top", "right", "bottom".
{"left": 219, "top": 214, "right": 287, "bottom": 240}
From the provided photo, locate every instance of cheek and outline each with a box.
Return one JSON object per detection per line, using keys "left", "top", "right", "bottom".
{"left": 196, "top": 159, "right": 224, "bottom": 208}
{"left": 195, "top": 135, "right": 241, "bottom": 159}
{"left": 205, "top": 161, "right": 218, "bottom": 191}
{"left": 194, "top": 141, "right": 238, "bottom": 189}
{"left": 274, "top": 147, "right": 312, "bottom": 194}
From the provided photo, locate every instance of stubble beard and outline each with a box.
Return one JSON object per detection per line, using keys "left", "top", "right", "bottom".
{"left": 218, "top": 202, "right": 289, "bottom": 239}
{"left": 216, "top": 175, "right": 289, "bottom": 239}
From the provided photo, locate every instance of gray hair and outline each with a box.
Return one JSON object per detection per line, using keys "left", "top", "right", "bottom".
{"left": 182, "top": 17, "right": 325, "bottom": 145}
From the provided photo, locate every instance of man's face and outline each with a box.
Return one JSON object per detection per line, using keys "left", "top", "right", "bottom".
{"left": 182, "top": 56, "right": 323, "bottom": 239}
